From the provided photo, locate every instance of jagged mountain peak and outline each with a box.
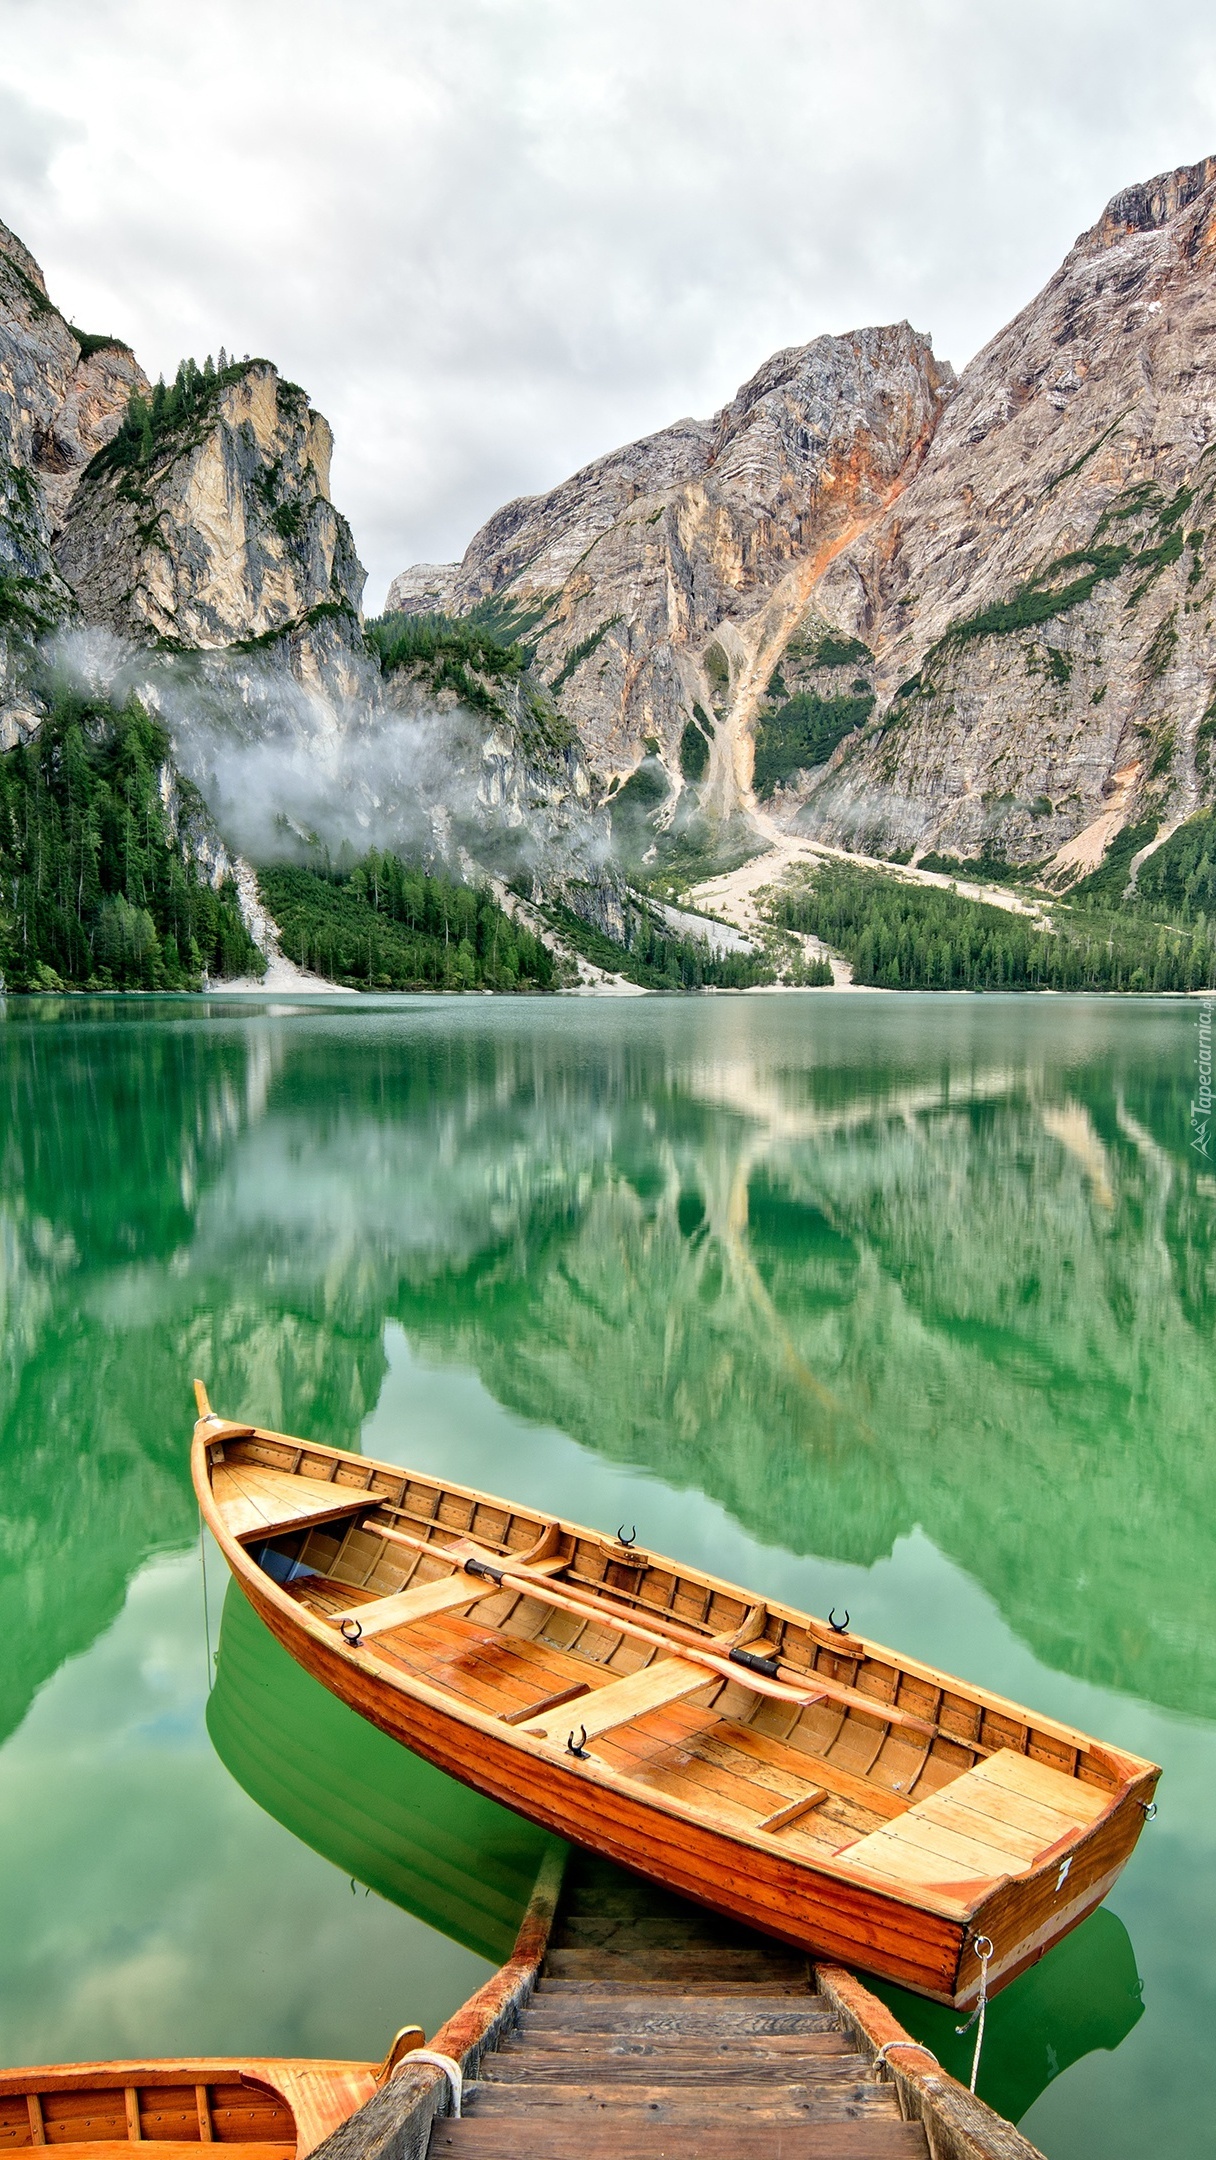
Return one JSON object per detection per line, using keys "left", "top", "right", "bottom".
{"left": 1086, "top": 152, "right": 1216, "bottom": 248}
{"left": 387, "top": 321, "right": 951, "bottom": 822}
{"left": 0, "top": 216, "right": 50, "bottom": 295}
{"left": 379, "top": 154, "right": 1216, "bottom": 873}
{"left": 798, "top": 156, "right": 1216, "bottom": 865}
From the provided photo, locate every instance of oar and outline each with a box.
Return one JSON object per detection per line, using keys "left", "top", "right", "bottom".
{"left": 364, "top": 1523, "right": 822, "bottom": 1707}
{"left": 365, "top": 1522, "right": 937, "bottom": 1736}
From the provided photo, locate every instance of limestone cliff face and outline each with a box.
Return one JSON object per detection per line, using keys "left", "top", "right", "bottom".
{"left": 0, "top": 219, "right": 147, "bottom": 591}
{"left": 55, "top": 362, "right": 367, "bottom": 699}
{"left": 385, "top": 561, "right": 461, "bottom": 615}
{"left": 2, "top": 221, "right": 365, "bottom": 708}
{"left": 390, "top": 330, "right": 952, "bottom": 816}
{"left": 376, "top": 638, "right": 595, "bottom": 873}
{"left": 389, "top": 155, "right": 1216, "bottom": 876}
{"left": 783, "top": 156, "right": 1216, "bottom": 866}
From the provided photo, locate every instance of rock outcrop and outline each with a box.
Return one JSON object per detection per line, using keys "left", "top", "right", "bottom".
{"left": 385, "top": 561, "right": 461, "bottom": 616}
{"left": 1, "top": 217, "right": 146, "bottom": 745}
{"left": 373, "top": 622, "right": 596, "bottom": 876}
{"left": 1, "top": 218, "right": 146, "bottom": 596}
{"left": 55, "top": 360, "right": 368, "bottom": 701}
{"left": 388, "top": 154, "right": 1216, "bottom": 879}
{"left": 390, "top": 330, "right": 952, "bottom": 822}
{"left": 797, "top": 154, "right": 1216, "bottom": 866}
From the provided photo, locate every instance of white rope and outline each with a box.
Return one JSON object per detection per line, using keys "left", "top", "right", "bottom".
{"left": 954, "top": 1934, "right": 994, "bottom": 2093}
{"left": 394, "top": 2050, "right": 463, "bottom": 2117}
{"left": 872, "top": 2040, "right": 939, "bottom": 2076}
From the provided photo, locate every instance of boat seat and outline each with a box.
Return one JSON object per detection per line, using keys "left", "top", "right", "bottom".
{"left": 518, "top": 1654, "right": 712, "bottom": 1742}
{"left": 834, "top": 1748, "right": 1111, "bottom": 1913}
{"left": 214, "top": 1463, "right": 373, "bottom": 1543}
{"left": 332, "top": 1555, "right": 567, "bottom": 1640}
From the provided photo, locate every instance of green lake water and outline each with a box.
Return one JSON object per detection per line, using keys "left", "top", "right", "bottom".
{"left": 0, "top": 991, "right": 1212, "bottom": 2156}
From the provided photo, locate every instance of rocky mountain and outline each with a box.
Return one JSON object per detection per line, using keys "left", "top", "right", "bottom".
{"left": 390, "top": 155, "right": 1216, "bottom": 883}
{"left": 1, "top": 219, "right": 600, "bottom": 926}
{"left": 1, "top": 213, "right": 370, "bottom": 717}
{"left": 8, "top": 153, "right": 1216, "bottom": 982}
{"left": 389, "top": 328, "right": 952, "bottom": 831}
{"left": 55, "top": 357, "right": 368, "bottom": 702}
{"left": 1, "top": 217, "right": 147, "bottom": 745}
{"left": 0, "top": 217, "right": 147, "bottom": 594}
{"left": 804, "top": 153, "right": 1216, "bottom": 869}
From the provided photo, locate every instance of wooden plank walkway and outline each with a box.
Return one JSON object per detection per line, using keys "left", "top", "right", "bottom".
{"left": 315, "top": 1847, "right": 1044, "bottom": 2160}
{"left": 426, "top": 1857, "right": 944, "bottom": 2160}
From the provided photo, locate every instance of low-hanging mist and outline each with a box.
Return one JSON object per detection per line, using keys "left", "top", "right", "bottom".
{"left": 48, "top": 627, "right": 610, "bottom": 885}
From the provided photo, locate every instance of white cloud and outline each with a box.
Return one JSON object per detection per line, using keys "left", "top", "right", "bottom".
{"left": 0, "top": 79, "right": 76, "bottom": 218}
{"left": 2, "top": 0, "right": 1215, "bottom": 606}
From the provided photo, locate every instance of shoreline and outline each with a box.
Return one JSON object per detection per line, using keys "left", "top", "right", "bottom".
{"left": 3, "top": 983, "right": 1214, "bottom": 1004}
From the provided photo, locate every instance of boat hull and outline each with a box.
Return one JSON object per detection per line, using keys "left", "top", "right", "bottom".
{"left": 0, "top": 2059, "right": 378, "bottom": 2160}
{"left": 195, "top": 1415, "right": 1159, "bottom": 2009}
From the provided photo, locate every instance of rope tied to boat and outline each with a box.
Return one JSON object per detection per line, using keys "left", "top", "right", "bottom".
{"left": 955, "top": 1933, "right": 994, "bottom": 2093}
{"left": 871, "top": 2040, "right": 939, "bottom": 2077}
{"left": 395, "top": 2050, "right": 463, "bottom": 2116}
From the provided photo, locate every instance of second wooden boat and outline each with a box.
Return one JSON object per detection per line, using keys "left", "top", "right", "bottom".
{"left": 191, "top": 1386, "right": 1160, "bottom": 2009}
{"left": 0, "top": 2036, "right": 423, "bottom": 2160}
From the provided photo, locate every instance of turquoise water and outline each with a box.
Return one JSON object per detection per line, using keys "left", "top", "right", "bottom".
{"left": 0, "top": 991, "right": 1211, "bottom": 2154}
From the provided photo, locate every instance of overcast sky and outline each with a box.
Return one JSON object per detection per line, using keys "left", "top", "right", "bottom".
{"left": 3, "top": 0, "right": 1216, "bottom": 609}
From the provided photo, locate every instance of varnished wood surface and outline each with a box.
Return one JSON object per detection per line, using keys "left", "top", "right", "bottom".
{"left": 0, "top": 2062, "right": 380, "bottom": 2160}
{"left": 193, "top": 1402, "right": 1160, "bottom": 2008}
{"left": 212, "top": 1465, "right": 375, "bottom": 1544}
{"left": 428, "top": 1854, "right": 931, "bottom": 2160}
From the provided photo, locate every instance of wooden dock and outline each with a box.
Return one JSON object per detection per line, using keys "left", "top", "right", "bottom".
{"left": 315, "top": 1848, "right": 1045, "bottom": 2160}
{"left": 432, "top": 1851, "right": 929, "bottom": 2159}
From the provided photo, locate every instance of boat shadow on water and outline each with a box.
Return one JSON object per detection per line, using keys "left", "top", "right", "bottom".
{"left": 207, "top": 1583, "right": 555, "bottom": 1965}
{"left": 871, "top": 1904, "right": 1144, "bottom": 2123}
{"left": 206, "top": 1579, "right": 1144, "bottom": 2126}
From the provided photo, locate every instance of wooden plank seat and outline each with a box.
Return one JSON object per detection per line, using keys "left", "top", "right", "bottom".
{"left": 518, "top": 1657, "right": 714, "bottom": 1743}
{"left": 291, "top": 1596, "right": 897, "bottom": 1849}
{"left": 756, "top": 1791, "right": 829, "bottom": 1834}
{"left": 833, "top": 1748, "right": 1112, "bottom": 1910}
{"left": 212, "top": 1464, "right": 373, "bottom": 1544}
{"left": 330, "top": 1557, "right": 567, "bottom": 1641}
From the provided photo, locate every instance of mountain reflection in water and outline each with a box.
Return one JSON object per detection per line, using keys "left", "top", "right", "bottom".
{"left": 0, "top": 993, "right": 1209, "bottom": 2155}
{"left": 3, "top": 995, "right": 1212, "bottom": 1726}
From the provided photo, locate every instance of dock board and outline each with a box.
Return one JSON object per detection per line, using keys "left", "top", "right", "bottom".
{"left": 426, "top": 1855, "right": 928, "bottom": 2160}
{"left": 307, "top": 1851, "right": 1044, "bottom": 2160}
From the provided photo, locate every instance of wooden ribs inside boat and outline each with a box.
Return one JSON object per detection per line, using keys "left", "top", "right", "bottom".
{"left": 0, "top": 2059, "right": 384, "bottom": 2160}
{"left": 193, "top": 1393, "right": 1161, "bottom": 2008}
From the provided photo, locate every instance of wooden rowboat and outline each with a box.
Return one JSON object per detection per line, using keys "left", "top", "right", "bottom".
{"left": 0, "top": 2032, "right": 425, "bottom": 2160}
{"left": 191, "top": 1385, "right": 1160, "bottom": 2009}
